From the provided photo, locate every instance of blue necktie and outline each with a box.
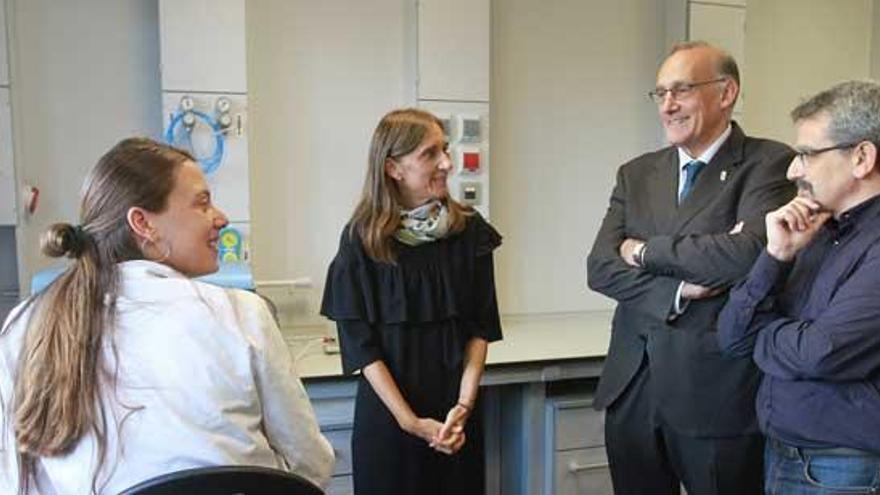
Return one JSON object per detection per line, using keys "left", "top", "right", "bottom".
{"left": 679, "top": 160, "right": 706, "bottom": 203}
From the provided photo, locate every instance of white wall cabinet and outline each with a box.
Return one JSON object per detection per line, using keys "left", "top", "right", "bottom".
{"left": 0, "top": 88, "right": 15, "bottom": 225}
{"left": 417, "top": 0, "right": 489, "bottom": 102}
{"left": 159, "top": 0, "right": 246, "bottom": 93}
{"left": 689, "top": 1, "right": 746, "bottom": 114}
{"left": 0, "top": 0, "right": 8, "bottom": 87}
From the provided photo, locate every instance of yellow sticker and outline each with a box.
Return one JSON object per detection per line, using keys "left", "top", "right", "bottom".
{"left": 221, "top": 231, "right": 239, "bottom": 247}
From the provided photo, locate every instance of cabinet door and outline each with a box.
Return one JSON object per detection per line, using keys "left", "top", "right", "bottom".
{"left": 417, "top": 0, "right": 489, "bottom": 101}
{"left": 555, "top": 447, "right": 612, "bottom": 495}
{"left": 555, "top": 402, "right": 604, "bottom": 450}
{"left": 158, "top": 0, "right": 247, "bottom": 93}
{"left": 689, "top": 2, "right": 746, "bottom": 114}
{"left": 0, "top": 0, "right": 8, "bottom": 86}
{"left": 0, "top": 88, "right": 15, "bottom": 225}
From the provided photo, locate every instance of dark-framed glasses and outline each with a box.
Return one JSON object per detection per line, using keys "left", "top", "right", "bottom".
{"left": 647, "top": 78, "right": 727, "bottom": 104}
{"left": 794, "top": 142, "right": 862, "bottom": 167}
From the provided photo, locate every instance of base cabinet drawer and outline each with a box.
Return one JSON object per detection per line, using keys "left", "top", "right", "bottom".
{"left": 545, "top": 392, "right": 609, "bottom": 495}
{"left": 555, "top": 402, "right": 604, "bottom": 450}
{"left": 554, "top": 447, "right": 612, "bottom": 495}
{"left": 327, "top": 475, "right": 353, "bottom": 495}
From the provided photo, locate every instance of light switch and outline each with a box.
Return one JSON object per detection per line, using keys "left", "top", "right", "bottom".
{"left": 460, "top": 181, "right": 482, "bottom": 205}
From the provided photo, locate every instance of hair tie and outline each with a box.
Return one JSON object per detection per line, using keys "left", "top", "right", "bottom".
{"left": 69, "top": 225, "right": 90, "bottom": 255}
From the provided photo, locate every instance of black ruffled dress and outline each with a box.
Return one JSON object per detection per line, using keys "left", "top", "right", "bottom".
{"left": 320, "top": 212, "right": 503, "bottom": 495}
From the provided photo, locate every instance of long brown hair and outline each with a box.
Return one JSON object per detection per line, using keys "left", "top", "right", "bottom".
{"left": 350, "top": 108, "right": 470, "bottom": 262}
{"left": 3, "top": 137, "right": 193, "bottom": 493}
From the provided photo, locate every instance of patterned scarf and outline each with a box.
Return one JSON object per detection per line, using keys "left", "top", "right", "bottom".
{"left": 394, "top": 199, "right": 450, "bottom": 246}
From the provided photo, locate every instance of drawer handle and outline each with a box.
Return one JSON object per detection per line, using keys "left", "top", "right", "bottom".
{"left": 568, "top": 460, "right": 609, "bottom": 473}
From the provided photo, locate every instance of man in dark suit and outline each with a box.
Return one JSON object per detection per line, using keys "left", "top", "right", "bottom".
{"left": 587, "top": 42, "right": 795, "bottom": 494}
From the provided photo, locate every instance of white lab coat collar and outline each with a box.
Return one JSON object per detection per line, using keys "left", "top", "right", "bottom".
{"left": 117, "top": 259, "right": 189, "bottom": 281}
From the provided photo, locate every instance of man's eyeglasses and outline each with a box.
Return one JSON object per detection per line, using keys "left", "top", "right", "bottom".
{"left": 647, "top": 78, "right": 727, "bottom": 104}
{"left": 794, "top": 142, "right": 861, "bottom": 167}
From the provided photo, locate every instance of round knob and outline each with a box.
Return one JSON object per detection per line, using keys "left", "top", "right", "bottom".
{"left": 215, "top": 97, "right": 231, "bottom": 114}
{"left": 217, "top": 113, "right": 232, "bottom": 129}
{"left": 180, "top": 95, "right": 195, "bottom": 111}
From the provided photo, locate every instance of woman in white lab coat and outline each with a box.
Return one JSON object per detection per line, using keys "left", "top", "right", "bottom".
{"left": 0, "top": 138, "right": 334, "bottom": 494}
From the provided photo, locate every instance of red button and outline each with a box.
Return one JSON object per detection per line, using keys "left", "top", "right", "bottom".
{"left": 463, "top": 152, "right": 480, "bottom": 172}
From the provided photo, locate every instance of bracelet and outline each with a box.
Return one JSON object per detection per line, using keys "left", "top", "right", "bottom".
{"left": 633, "top": 242, "right": 647, "bottom": 267}
{"left": 457, "top": 401, "right": 472, "bottom": 412}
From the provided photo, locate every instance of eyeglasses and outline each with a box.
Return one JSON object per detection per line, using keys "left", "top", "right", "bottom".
{"left": 647, "top": 78, "right": 727, "bottom": 104}
{"left": 794, "top": 142, "right": 861, "bottom": 167}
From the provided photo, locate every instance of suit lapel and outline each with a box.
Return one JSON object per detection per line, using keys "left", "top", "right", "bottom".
{"left": 673, "top": 123, "right": 745, "bottom": 231}
{"left": 646, "top": 148, "right": 680, "bottom": 233}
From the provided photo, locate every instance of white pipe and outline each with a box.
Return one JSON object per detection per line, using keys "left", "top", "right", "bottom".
{"left": 254, "top": 277, "right": 313, "bottom": 290}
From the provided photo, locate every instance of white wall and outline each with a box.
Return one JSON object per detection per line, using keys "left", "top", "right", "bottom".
{"left": 743, "top": 0, "right": 874, "bottom": 144}
{"left": 245, "top": 0, "right": 681, "bottom": 322}
{"left": 1, "top": 0, "right": 688, "bottom": 319}
{"left": 10, "top": 0, "right": 873, "bottom": 322}
{"left": 490, "top": 0, "right": 672, "bottom": 314}
{"left": 8, "top": 0, "right": 162, "bottom": 291}
{"left": 246, "top": 0, "right": 415, "bottom": 325}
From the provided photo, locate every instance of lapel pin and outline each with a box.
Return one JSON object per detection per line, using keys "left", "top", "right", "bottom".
{"left": 720, "top": 170, "right": 728, "bottom": 182}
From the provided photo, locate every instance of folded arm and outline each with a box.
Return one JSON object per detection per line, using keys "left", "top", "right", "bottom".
{"left": 644, "top": 154, "right": 794, "bottom": 288}
{"left": 587, "top": 167, "right": 682, "bottom": 320}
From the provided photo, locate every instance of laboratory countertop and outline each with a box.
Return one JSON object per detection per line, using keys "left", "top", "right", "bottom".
{"left": 284, "top": 310, "right": 614, "bottom": 379}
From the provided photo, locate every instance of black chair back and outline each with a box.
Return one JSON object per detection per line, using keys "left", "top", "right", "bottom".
{"left": 118, "top": 465, "right": 324, "bottom": 495}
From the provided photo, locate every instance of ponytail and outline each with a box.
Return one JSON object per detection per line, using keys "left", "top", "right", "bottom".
{"left": 14, "top": 222, "right": 116, "bottom": 492}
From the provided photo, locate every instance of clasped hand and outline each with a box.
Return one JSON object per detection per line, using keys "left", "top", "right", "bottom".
{"left": 408, "top": 403, "right": 470, "bottom": 455}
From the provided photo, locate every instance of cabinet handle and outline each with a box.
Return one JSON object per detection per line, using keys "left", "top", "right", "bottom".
{"left": 568, "top": 460, "right": 609, "bottom": 473}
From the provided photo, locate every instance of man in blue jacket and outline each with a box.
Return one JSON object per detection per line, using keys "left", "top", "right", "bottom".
{"left": 718, "top": 80, "right": 880, "bottom": 494}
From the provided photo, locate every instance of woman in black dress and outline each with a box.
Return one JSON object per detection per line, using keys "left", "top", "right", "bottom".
{"left": 321, "top": 108, "right": 502, "bottom": 494}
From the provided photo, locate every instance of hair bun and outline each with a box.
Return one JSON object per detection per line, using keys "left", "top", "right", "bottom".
{"left": 41, "top": 223, "right": 87, "bottom": 258}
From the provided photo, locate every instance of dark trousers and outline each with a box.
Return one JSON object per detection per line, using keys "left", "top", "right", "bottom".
{"left": 604, "top": 361, "right": 764, "bottom": 495}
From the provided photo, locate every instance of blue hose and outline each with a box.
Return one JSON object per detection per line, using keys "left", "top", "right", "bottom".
{"left": 164, "top": 109, "right": 225, "bottom": 175}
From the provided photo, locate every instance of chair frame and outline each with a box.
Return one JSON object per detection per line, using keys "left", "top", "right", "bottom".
{"left": 118, "top": 465, "right": 324, "bottom": 495}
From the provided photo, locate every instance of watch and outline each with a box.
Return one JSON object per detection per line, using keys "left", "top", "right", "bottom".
{"left": 633, "top": 242, "right": 647, "bottom": 267}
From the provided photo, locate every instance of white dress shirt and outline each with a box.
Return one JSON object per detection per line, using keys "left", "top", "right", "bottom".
{"left": 1, "top": 260, "right": 334, "bottom": 494}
